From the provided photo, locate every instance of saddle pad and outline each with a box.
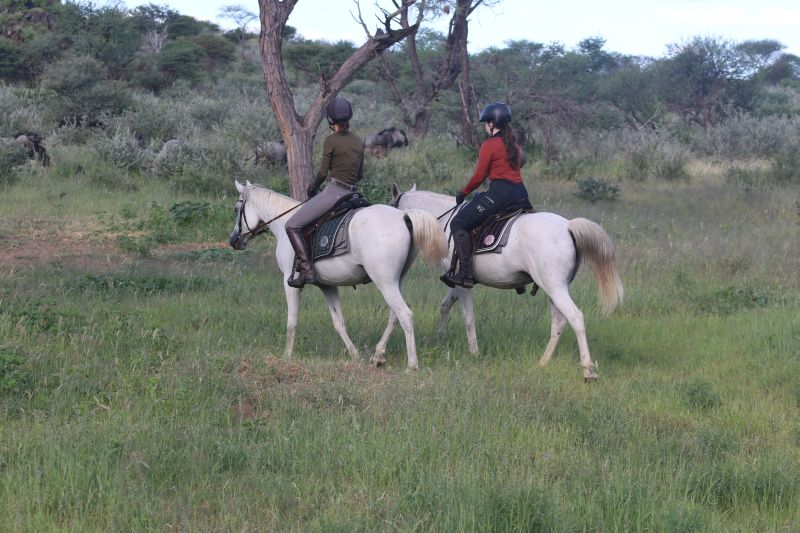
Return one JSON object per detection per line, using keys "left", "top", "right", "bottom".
{"left": 474, "top": 211, "right": 526, "bottom": 254}
{"left": 311, "top": 208, "right": 361, "bottom": 260}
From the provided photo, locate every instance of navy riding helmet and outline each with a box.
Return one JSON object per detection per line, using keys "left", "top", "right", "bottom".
{"left": 479, "top": 102, "right": 512, "bottom": 127}
{"left": 326, "top": 96, "right": 353, "bottom": 124}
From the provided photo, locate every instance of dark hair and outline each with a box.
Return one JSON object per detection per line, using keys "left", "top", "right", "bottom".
{"left": 499, "top": 124, "right": 521, "bottom": 170}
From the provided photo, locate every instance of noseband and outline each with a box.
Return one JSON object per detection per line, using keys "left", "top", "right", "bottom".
{"left": 235, "top": 187, "right": 307, "bottom": 239}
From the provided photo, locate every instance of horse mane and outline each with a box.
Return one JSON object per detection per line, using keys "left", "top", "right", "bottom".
{"left": 248, "top": 184, "right": 299, "bottom": 213}
{"left": 408, "top": 189, "right": 453, "bottom": 202}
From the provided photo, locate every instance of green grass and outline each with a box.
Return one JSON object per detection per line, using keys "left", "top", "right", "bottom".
{"left": 1, "top": 169, "right": 798, "bottom": 531}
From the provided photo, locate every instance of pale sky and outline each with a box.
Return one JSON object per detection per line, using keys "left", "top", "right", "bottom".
{"left": 124, "top": 0, "right": 800, "bottom": 58}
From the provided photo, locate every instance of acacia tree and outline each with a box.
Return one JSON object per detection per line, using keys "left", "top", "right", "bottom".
{"left": 258, "top": 0, "right": 419, "bottom": 199}
{"left": 218, "top": 5, "right": 257, "bottom": 61}
{"left": 370, "top": 0, "right": 490, "bottom": 143}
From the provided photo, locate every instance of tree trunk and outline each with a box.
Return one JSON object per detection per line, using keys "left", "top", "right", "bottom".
{"left": 458, "top": 47, "right": 475, "bottom": 148}
{"left": 259, "top": 0, "right": 418, "bottom": 199}
{"left": 410, "top": 107, "right": 431, "bottom": 138}
{"left": 454, "top": 0, "right": 478, "bottom": 148}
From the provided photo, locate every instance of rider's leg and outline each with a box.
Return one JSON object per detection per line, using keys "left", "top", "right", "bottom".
{"left": 284, "top": 182, "right": 352, "bottom": 288}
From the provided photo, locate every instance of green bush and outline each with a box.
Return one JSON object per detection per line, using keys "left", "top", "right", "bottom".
{"left": 769, "top": 141, "right": 800, "bottom": 184}
{"left": 574, "top": 177, "right": 620, "bottom": 202}
{"left": 0, "top": 140, "right": 28, "bottom": 183}
{"left": 39, "top": 55, "right": 131, "bottom": 125}
{"left": 0, "top": 350, "right": 32, "bottom": 396}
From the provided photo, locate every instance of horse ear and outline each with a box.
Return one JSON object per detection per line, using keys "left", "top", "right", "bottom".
{"left": 245, "top": 179, "right": 252, "bottom": 187}
{"left": 391, "top": 183, "right": 400, "bottom": 200}
{"left": 235, "top": 180, "right": 245, "bottom": 193}
{"left": 411, "top": 182, "right": 417, "bottom": 191}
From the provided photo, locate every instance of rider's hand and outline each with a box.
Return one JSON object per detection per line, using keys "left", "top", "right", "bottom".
{"left": 306, "top": 186, "right": 317, "bottom": 198}
{"left": 455, "top": 192, "right": 466, "bottom": 205}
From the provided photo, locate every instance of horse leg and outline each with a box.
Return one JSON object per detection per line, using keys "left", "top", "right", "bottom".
{"left": 437, "top": 288, "right": 458, "bottom": 333}
{"left": 549, "top": 289, "right": 598, "bottom": 381}
{"left": 455, "top": 287, "right": 479, "bottom": 354}
{"left": 282, "top": 284, "right": 301, "bottom": 360}
{"left": 539, "top": 298, "right": 567, "bottom": 367}
{"left": 375, "top": 284, "right": 418, "bottom": 370}
{"left": 372, "top": 309, "right": 397, "bottom": 368}
{"left": 320, "top": 286, "right": 360, "bottom": 360}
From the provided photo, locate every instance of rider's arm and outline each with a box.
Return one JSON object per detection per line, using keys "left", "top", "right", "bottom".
{"left": 311, "top": 136, "right": 334, "bottom": 190}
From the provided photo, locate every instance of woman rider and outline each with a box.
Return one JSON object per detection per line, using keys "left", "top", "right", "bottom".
{"left": 440, "top": 102, "right": 531, "bottom": 288}
{"left": 285, "top": 96, "right": 365, "bottom": 288}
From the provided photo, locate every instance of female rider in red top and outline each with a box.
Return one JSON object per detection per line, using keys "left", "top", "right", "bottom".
{"left": 440, "top": 102, "right": 531, "bottom": 288}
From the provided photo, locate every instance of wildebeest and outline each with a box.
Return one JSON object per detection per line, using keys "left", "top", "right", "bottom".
{"left": 155, "top": 138, "right": 181, "bottom": 163}
{"left": 363, "top": 127, "right": 409, "bottom": 157}
{"left": 5, "top": 132, "right": 50, "bottom": 166}
{"left": 252, "top": 141, "right": 287, "bottom": 166}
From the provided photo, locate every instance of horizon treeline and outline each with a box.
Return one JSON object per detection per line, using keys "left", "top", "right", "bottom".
{"left": 1, "top": 1, "right": 798, "bottom": 134}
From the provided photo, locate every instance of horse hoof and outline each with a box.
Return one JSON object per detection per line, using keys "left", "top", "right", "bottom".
{"left": 583, "top": 375, "right": 598, "bottom": 384}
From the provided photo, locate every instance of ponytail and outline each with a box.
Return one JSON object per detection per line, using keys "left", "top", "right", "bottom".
{"left": 500, "top": 125, "right": 521, "bottom": 170}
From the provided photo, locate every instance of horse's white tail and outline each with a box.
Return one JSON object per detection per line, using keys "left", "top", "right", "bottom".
{"left": 404, "top": 209, "right": 448, "bottom": 264}
{"left": 567, "top": 218, "right": 624, "bottom": 315}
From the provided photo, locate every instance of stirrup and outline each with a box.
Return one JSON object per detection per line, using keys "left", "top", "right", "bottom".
{"left": 439, "top": 270, "right": 458, "bottom": 288}
{"left": 287, "top": 272, "right": 315, "bottom": 288}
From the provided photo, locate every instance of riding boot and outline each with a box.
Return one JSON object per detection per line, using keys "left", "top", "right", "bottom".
{"left": 439, "top": 243, "right": 461, "bottom": 288}
{"left": 286, "top": 228, "right": 316, "bottom": 288}
{"left": 439, "top": 229, "right": 475, "bottom": 288}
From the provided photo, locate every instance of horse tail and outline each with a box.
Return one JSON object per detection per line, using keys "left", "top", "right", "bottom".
{"left": 567, "top": 218, "right": 624, "bottom": 315}
{"left": 403, "top": 209, "right": 448, "bottom": 264}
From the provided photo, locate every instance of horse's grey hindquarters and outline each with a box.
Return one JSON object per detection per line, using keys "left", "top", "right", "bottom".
{"left": 230, "top": 181, "right": 447, "bottom": 369}
{"left": 392, "top": 186, "right": 623, "bottom": 381}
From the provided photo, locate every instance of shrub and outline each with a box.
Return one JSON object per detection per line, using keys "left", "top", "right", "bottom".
{"left": 768, "top": 141, "right": 800, "bottom": 184}
{"left": 39, "top": 55, "right": 132, "bottom": 125}
{"left": 693, "top": 113, "right": 800, "bottom": 158}
{"left": 574, "top": 177, "right": 620, "bottom": 202}
{"left": 0, "top": 140, "right": 28, "bottom": 183}
{"left": 0, "top": 350, "right": 32, "bottom": 396}
{"left": 679, "top": 379, "right": 721, "bottom": 411}
{"left": 91, "top": 126, "right": 153, "bottom": 173}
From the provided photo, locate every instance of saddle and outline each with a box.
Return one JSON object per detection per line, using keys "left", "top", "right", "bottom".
{"left": 471, "top": 198, "right": 534, "bottom": 255}
{"left": 300, "top": 193, "right": 371, "bottom": 263}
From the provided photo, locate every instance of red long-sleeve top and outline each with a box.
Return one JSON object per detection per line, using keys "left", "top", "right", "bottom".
{"left": 462, "top": 136, "right": 523, "bottom": 195}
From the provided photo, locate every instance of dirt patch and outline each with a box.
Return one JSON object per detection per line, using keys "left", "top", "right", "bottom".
{"left": 0, "top": 229, "right": 124, "bottom": 272}
{"left": 232, "top": 356, "right": 398, "bottom": 421}
{"left": 0, "top": 225, "right": 229, "bottom": 272}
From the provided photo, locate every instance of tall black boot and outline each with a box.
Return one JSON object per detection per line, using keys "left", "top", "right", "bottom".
{"left": 286, "top": 228, "right": 316, "bottom": 288}
{"left": 440, "top": 241, "right": 460, "bottom": 288}
{"left": 439, "top": 229, "right": 475, "bottom": 288}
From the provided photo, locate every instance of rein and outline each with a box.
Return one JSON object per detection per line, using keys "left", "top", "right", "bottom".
{"left": 238, "top": 189, "right": 308, "bottom": 238}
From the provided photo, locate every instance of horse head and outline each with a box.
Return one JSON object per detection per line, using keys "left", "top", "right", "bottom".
{"left": 230, "top": 180, "right": 259, "bottom": 250}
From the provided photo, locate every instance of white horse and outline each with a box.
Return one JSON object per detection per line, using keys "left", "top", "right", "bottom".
{"left": 391, "top": 184, "right": 624, "bottom": 381}
{"left": 230, "top": 180, "right": 447, "bottom": 369}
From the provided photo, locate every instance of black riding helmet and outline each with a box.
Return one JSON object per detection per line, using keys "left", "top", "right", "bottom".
{"left": 478, "top": 102, "right": 512, "bottom": 128}
{"left": 326, "top": 96, "right": 353, "bottom": 125}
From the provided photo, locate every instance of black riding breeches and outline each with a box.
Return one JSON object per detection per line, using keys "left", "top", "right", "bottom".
{"left": 450, "top": 179, "right": 530, "bottom": 232}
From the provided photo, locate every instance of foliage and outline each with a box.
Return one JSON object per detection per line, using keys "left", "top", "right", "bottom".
{"left": 0, "top": 39, "right": 23, "bottom": 81}
{"left": 0, "top": 349, "right": 31, "bottom": 395}
{"left": 39, "top": 55, "right": 131, "bottom": 125}
{"left": 574, "top": 177, "right": 620, "bottom": 202}
{"left": 0, "top": 139, "right": 28, "bottom": 181}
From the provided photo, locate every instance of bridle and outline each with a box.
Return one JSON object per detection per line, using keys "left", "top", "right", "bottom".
{"left": 235, "top": 187, "right": 307, "bottom": 239}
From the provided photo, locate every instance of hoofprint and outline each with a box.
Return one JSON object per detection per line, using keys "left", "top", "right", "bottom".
{"left": 230, "top": 181, "right": 447, "bottom": 369}
{"left": 392, "top": 184, "right": 624, "bottom": 381}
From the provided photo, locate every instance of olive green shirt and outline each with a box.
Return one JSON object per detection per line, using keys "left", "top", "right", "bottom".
{"left": 311, "top": 131, "right": 364, "bottom": 189}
